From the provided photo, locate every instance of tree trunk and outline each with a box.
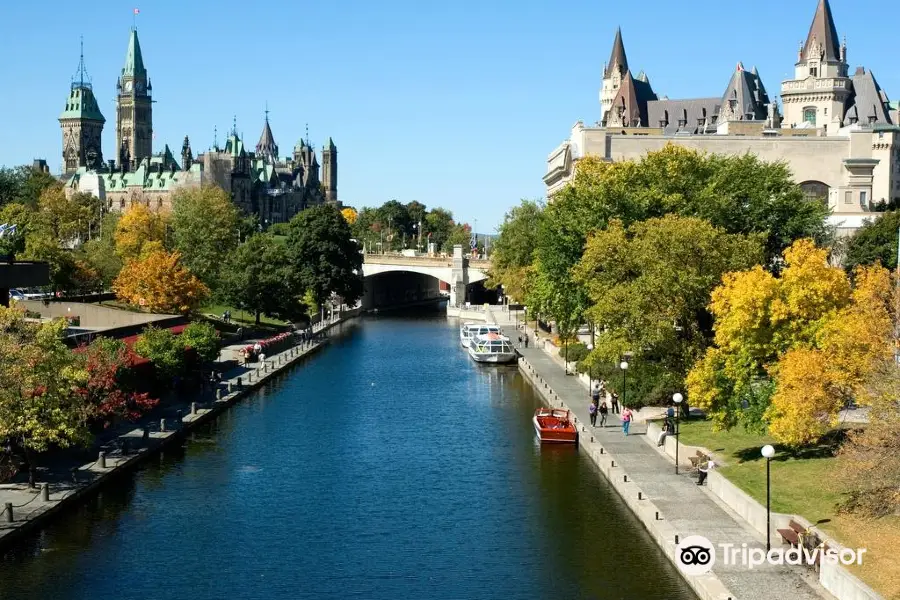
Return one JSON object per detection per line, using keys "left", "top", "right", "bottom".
{"left": 24, "top": 447, "right": 36, "bottom": 489}
{"left": 255, "top": 311, "right": 261, "bottom": 325}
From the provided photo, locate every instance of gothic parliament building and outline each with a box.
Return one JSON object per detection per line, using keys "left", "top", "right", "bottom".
{"left": 544, "top": 0, "right": 900, "bottom": 237}
{"left": 59, "top": 28, "right": 340, "bottom": 222}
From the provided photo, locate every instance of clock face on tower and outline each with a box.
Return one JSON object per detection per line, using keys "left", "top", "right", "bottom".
{"left": 136, "top": 81, "right": 145, "bottom": 93}
{"left": 124, "top": 81, "right": 133, "bottom": 92}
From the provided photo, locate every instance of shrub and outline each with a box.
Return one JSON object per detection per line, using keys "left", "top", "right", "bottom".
{"left": 559, "top": 342, "right": 589, "bottom": 364}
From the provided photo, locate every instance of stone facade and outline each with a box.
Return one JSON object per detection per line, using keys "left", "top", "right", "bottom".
{"left": 547, "top": 0, "right": 899, "bottom": 236}
{"left": 59, "top": 28, "right": 340, "bottom": 222}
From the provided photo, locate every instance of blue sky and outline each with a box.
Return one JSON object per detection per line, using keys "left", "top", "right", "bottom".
{"left": 0, "top": 0, "right": 895, "bottom": 231}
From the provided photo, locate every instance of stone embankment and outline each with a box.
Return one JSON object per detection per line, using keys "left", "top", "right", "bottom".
{"left": 0, "top": 311, "right": 357, "bottom": 552}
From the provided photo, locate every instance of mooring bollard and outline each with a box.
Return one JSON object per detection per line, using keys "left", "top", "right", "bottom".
{"left": 122, "top": 439, "right": 130, "bottom": 456}
{"left": 237, "top": 377, "right": 242, "bottom": 389}
{"left": 638, "top": 491, "right": 643, "bottom": 500}
{"left": 656, "top": 511, "right": 660, "bottom": 520}
{"left": 191, "top": 402, "right": 198, "bottom": 415}
{"left": 4, "top": 503, "right": 12, "bottom": 523}
{"left": 160, "top": 418, "right": 167, "bottom": 433}
{"left": 98, "top": 451, "right": 107, "bottom": 469}
{"left": 624, "top": 475, "right": 628, "bottom": 482}
{"left": 611, "top": 460, "right": 616, "bottom": 467}
{"left": 40, "top": 483, "right": 50, "bottom": 502}
{"left": 247, "top": 371, "right": 253, "bottom": 382}
{"left": 600, "top": 447, "right": 605, "bottom": 454}
{"left": 675, "top": 535, "right": 680, "bottom": 544}
{"left": 216, "top": 388, "right": 222, "bottom": 400}
{"left": 227, "top": 381, "right": 233, "bottom": 393}
{"left": 143, "top": 426, "right": 150, "bottom": 441}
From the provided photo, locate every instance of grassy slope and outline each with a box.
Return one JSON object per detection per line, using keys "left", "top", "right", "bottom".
{"left": 678, "top": 420, "right": 899, "bottom": 599}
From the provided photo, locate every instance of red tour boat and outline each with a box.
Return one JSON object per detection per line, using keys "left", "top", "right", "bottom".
{"left": 533, "top": 408, "right": 578, "bottom": 443}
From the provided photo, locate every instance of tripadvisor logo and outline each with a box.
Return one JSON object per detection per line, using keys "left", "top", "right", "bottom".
{"left": 675, "top": 535, "right": 867, "bottom": 575}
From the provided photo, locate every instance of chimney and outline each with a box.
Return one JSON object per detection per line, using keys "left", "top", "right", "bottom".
{"left": 855, "top": 66, "right": 865, "bottom": 76}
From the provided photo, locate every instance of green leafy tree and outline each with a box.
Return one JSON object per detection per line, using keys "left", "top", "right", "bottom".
{"left": 573, "top": 216, "right": 765, "bottom": 405}
{"left": 17, "top": 167, "right": 60, "bottom": 209}
{"left": 134, "top": 326, "right": 185, "bottom": 383}
{"left": 844, "top": 210, "right": 900, "bottom": 272}
{"left": 488, "top": 199, "right": 544, "bottom": 301}
{"left": 180, "top": 321, "right": 221, "bottom": 363}
{"left": 80, "top": 213, "right": 123, "bottom": 288}
{"left": 0, "top": 167, "right": 26, "bottom": 207}
{"left": 222, "top": 233, "right": 307, "bottom": 324}
{"left": 443, "top": 222, "right": 472, "bottom": 254}
{"left": 0, "top": 308, "right": 91, "bottom": 487}
{"left": 425, "top": 207, "right": 455, "bottom": 251}
{"left": 170, "top": 185, "right": 240, "bottom": 289}
{"left": 286, "top": 204, "right": 363, "bottom": 308}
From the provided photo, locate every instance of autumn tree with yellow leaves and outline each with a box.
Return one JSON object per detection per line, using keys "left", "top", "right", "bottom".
{"left": 114, "top": 203, "right": 168, "bottom": 261}
{"left": 113, "top": 249, "right": 209, "bottom": 314}
{"left": 687, "top": 239, "right": 894, "bottom": 446}
{"left": 341, "top": 207, "right": 358, "bottom": 225}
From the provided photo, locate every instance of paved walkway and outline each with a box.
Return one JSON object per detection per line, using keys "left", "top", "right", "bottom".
{"left": 489, "top": 308, "right": 830, "bottom": 600}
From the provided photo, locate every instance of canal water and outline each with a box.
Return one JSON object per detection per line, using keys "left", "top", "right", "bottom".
{"left": 0, "top": 315, "right": 696, "bottom": 600}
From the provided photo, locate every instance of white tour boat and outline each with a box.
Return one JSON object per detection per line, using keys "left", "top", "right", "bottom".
{"left": 467, "top": 332, "right": 517, "bottom": 364}
{"left": 460, "top": 323, "right": 502, "bottom": 348}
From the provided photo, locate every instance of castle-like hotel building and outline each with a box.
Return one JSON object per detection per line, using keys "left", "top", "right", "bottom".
{"left": 59, "top": 28, "right": 339, "bottom": 222}
{"left": 544, "top": 0, "right": 896, "bottom": 236}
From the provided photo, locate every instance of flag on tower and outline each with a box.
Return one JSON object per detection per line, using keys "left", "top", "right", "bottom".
{"left": 134, "top": 8, "right": 140, "bottom": 14}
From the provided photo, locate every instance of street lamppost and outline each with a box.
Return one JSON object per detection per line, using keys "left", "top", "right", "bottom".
{"left": 673, "top": 392, "right": 684, "bottom": 474}
{"left": 587, "top": 344, "right": 594, "bottom": 390}
{"left": 762, "top": 444, "right": 776, "bottom": 552}
{"left": 620, "top": 360, "right": 629, "bottom": 407}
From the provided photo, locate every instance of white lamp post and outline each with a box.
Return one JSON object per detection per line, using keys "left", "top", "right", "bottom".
{"left": 673, "top": 392, "right": 684, "bottom": 474}
{"left": 619, "top": 360, "right": 629, "bottom": 407}
{"left": 762, "top": 444, "right": 776, "bottom": 551}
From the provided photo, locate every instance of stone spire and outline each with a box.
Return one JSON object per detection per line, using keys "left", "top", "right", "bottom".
{"left": 801, "top": 0, "right": 841, "bottom": 62}
{"left": 604, "top": 27, "right": 629, "bottom": 78}
{"left": 256, "top": 108, "right": 279, "bottom": 162}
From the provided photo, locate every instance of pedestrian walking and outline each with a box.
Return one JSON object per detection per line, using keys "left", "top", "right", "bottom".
{"left": 591, "top": 382, "right": 601, "bottom": 405}
{"left": 611, "top": 392, "right": 620, "bottom": 414}
{"left": 621, "top": 406, "right": 633, "bottom": 436}
{"left": 523, "top": 335, "right": 528, "bottom": 349}
{"left": 697, "top": 458, "right": 715, "bottom": 486}
{"left": 589, "top": 401, "right": 598, "bottom": 427}
{"left": 599, "top": 400, "right": 609, "bottom": 427}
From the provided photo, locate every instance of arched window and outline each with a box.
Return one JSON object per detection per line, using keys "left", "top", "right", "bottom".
{"left": 800, "top": 180, "right": 829, "bottom": 203}
{"left": 803, "top": 107, "right": 817, "bottom": 126}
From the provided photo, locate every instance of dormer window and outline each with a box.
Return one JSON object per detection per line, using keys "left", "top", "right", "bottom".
{"left": 810, "top": 66, "right": 818, "bottom": 77}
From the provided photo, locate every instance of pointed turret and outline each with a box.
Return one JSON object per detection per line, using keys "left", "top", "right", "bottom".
{"left": 122, "top": 28, "right": 146, "bottom": 79}
{"left": 256, "top": 112, "right": 279, "bottom": 163}
{"left": 181, "top": 135, "right": 193, "bottom": 171}
{"left": 801, "top": 0, "right": 841, "bottom": 63}
{"left": 604, "top": 28, "right": 629, "bottom": 78}
{"left": 59, "top": 38, "right": 105, "bottom": 174}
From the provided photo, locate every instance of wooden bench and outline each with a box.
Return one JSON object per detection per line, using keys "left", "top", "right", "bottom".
{"left": 688, "top": 451, "right": 709, "bottom": 472}
{"left": 777, "top": 519, "right": 806, "bottom": 546}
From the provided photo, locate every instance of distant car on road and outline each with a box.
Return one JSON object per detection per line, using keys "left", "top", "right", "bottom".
{"left": 8, "top": 289, "right": 25, "bottom": 301}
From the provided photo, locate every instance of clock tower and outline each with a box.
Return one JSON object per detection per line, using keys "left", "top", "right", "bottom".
{"left": 115, "top": 27, "right": 152, "bottom": 171}
{"left": 59, "top": 40, "right": 105, "bottom": 174}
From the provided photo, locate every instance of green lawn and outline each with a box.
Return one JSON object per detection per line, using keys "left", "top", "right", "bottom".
{"left": 199, "top": 303, "right": 288, "bottom": 328}
{"left": 678, "top": 419, "right": 899, "bottom": 599}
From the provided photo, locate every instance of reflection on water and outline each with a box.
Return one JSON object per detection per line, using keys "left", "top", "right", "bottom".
{"left": 0, "top": 315, "right": 695, "bottom": 600}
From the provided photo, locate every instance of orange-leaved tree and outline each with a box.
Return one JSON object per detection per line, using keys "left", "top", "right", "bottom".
{"left": 113, "top": 249, "right": 208, "bottom": 314}
{"left": 341, "top": 207, "right": 358, "bottom": 225}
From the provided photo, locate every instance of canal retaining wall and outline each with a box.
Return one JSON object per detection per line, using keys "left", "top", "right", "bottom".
{"left": 0, "top": 312, "right": 358, "bottom": 552}
{"left": 515, "top": 357, "right": 735, "bottom": 600}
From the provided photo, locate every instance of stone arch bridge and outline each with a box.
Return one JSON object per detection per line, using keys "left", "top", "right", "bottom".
{"left": 360, "top": 246, "right": 491, "bottom": 309}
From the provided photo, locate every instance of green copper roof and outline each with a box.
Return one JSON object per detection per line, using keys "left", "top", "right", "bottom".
{"left": 59, "top": 85, "right": 105, "bottom": 122}
{"left": 122, "top": 29, "right": 146, "bottom": 79}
